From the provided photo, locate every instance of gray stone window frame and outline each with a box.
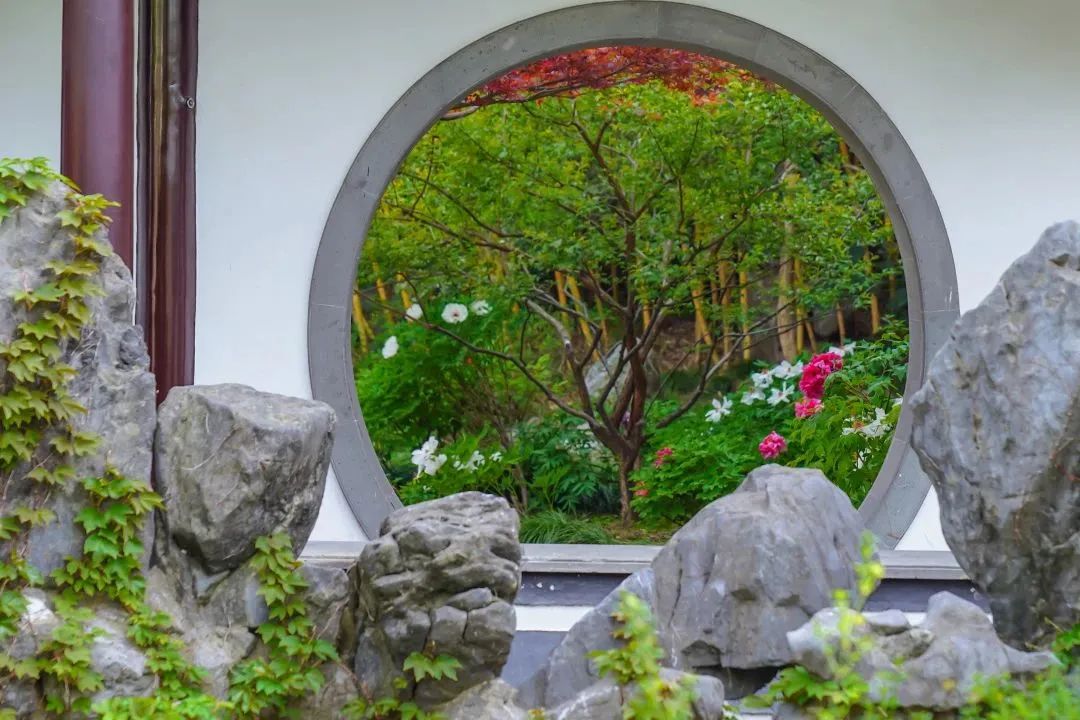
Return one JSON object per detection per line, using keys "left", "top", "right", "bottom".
{"left": 308, "top": 1, "right": 959, "bottom": 548}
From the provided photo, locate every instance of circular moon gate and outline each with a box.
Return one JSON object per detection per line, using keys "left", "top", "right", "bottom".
{"left": 309, "top": 2, "right": 960, "bottom": 547}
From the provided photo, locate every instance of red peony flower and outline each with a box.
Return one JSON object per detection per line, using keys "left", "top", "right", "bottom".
{"left": 653, "top": 447, "right": 674, "bottom": 468}
{"left": 634, "top": 486, "right": 650, "bottom": 497}
{"left": 758, "top": 431, "right": 787, "bottom": 459}
{"left": 795, "top": 397, "right": 824, "bottom": 419}
{"left": 798, "top": 352, "right": 843, "bottom": 400}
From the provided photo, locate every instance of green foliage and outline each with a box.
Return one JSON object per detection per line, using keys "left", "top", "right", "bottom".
{"left": 632, "top": 336, "right": 905, "bottom": 525}
{"left": 227, "top": 534, "right": 339, "bottom": 718}
{"left": 519, "top": 510, "right": 614, "bottom": 544}
{"left": 358, "top": 72, "right": 905, "bottom": 529}
{"left": 0, "top": 159, "right": 215, "bottom": 717}
{"left": 750, "top": 534, "right": 1080, "bottom": 719}
{"left": 590, "top": 592, "right": 698, "bottom": 719}
{"left": 343, "top": 651, "right": 456, "bottom": 720}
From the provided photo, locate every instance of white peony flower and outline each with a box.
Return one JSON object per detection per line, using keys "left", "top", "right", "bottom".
{"left": 767, "top": 384, "right": 795, "bottom": 406}
{"left": 751, "top": 370, "right": 774, "bottom": 390}
{"left": 859, "top": 408, "right": 891, "bottom": 438}
{"left": 381, "top": 336, "right": 399, "bottom": 359}
{"left": 742, "top": 389, "right": 765, "bottom": 405}
{"left": 441, "top": 303, "right": 469, "bottom": 324}
{"left": 771, "top": 360, "right": 804, "bottom": 380}
{"left": 705, "top": 396, "right": 733, "bottom": 423}
{"left": 489, "top": 451, "right": 503, "bottom": 462}
{"left": 405, "top": 303, "right": 423, "bottom": 320}
{"left": 411, "top": 436, "right": 448, "bottom": 476}
{"left": 470, "top": 300, "right": 492, "bottom": 316}
{"left": 828, "top": 341, "right": 858, "bottom": 358}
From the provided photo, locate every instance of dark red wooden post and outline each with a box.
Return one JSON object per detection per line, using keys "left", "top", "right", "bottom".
{"left": 61, "top": 0, "right": 135, "bottom": 268}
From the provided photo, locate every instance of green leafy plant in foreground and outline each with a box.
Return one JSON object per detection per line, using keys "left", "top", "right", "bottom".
{"left": 228, "top": 533, "right": 339, "bottom": 718}
{"left": 344, "top": 650, "right": 461, "bottom": 720}
{"left": 751, "top": 532, "right": 1080, "bottom": 719}
{"left": 590, "top": 592, "right": 698, "bottom": 720}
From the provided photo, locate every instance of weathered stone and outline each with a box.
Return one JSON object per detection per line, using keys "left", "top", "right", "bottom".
{"left": 353, "top": 492, "right": 521, "bottom": 707}
{"left": 522, "top": 465, "right": 864, "bottom": 706}
{"left": 436, "top": 679, "right": 529, "bottom": 720}
{"left": 583, "top": 343, "right": 659, "bottom": 402}
{"left": 910, "top": 220, "right": 1080, "bottom": 648}
{"left": 294, "top": 663, "right": 361, "bottom": 717}
{"left": 86, "top": 604, "right": 159, "bottom": 702}
{"left": 0, "top": 181, "right": 156, "bottom": 578}
{"left": 546, "top": 672, "right": 725, "bottom": 720}
{"left": 3, "top": 590, "right": 59, "bottom": 718}
{"left": 154, "top": 383, "right": 335, "bottom": 573}
{"left": 787, "top": 592, "right": 1059, "bottom": 711}
{"left": 190, "top": 625, "right": 258, "bottom": 699}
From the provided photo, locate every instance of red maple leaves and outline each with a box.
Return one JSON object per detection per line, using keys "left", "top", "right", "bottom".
{"left": 458, "top": 46, "right": 759, "bottom": 109}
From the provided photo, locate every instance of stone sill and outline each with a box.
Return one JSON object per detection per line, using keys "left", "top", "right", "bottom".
{"left": 302, "top": 541, "right": 965, "bottom": 581}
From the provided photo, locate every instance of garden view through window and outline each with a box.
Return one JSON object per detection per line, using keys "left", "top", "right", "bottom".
{"left": 351, "top": 47, "right": 909, "bottom": 544}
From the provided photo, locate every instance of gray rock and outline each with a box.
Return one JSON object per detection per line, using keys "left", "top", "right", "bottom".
{"left": 787, "top": 592, "right": 1059, "bottom": 711}
{"left": 3, "top": 589, "right": 59, "bottom": 718}
{"left": 0, "top": 181, "right": 156, "bottom": 578}
{"left": 86, "top": 604, "right": 159, "bottom": 702}
{"left": 353, "top": 492, "right": 521, "bottom": 707}
{"left": 584, "top": 343, "right": 659, "bottom": 402}
{"left": 910, "top": 220, "right": 1080, "bottom": 649}
{"left": 294, "top": 663, "right": 361, "bottom": 717}
{"left": 154, "top": 383, "right": 335, "bottom": 574}
{"left": 436, "top": 679, "right": 529, "bottom": 720}
{"left": 522, "top": 465, "right": 864, "bottom": 706}
{"left": 547, "top": 671, "right": 725, "bottom": 720}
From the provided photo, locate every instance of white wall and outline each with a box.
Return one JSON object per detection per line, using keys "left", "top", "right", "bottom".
{"left": 0, "top": 1, "right": 62, "bottom": 163}
{"left": 196, "top": 0, "right": 1080, "bottom": 547}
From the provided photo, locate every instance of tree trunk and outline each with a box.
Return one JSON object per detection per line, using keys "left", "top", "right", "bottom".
{"left": 835, "top": 304, "right": 847, "bottom": 344}
{"left": 739, "top": 267, "right": 752, "bottom": 362}
{"left": 776, "top": 254, "right": 797, "bottom": 360}
{"left": 617, "top": 458, "right": 635, "bottom": 526}
{"left": 372, "top": 260, "right": 393, "bottom": 324}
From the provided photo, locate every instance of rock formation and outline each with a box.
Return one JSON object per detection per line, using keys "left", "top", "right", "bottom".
{"left": 154, "top": 383, "right": 335, "bottom": 574}
{"left": 521, "top": 465, "right": 866, "bottom": 705}
{"left": 353, "top": 491, "right": 522, "bottom": 706}
{"left": 0, "top": 181, "right": 156, "bottom": 577}
{"left": 786, "top": 592, "right": 1059, "bottom": 712}
{"left": 910, "top": 220, "right": 1080, "bottom": 648}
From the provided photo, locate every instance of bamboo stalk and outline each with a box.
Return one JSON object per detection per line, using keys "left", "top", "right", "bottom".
{"left": 371, "top": 260, "right": 393, "bottom": 324}
{"left": 794, "top": 258, "right": 806, "bottom": 352}
{"left": 739, "top": 267, "right": 751, "bottom": 362}
{"left": 719, "top": 260, "right": 732, "bottom": 357}
{"left": 564, "top": 274, "right": 598, "bottom": 355}
{"left": 835, "top": 304, "right": 847, "bottom": 344}
{"left": 351, "top": 291, "right": 369, "bottom": 354}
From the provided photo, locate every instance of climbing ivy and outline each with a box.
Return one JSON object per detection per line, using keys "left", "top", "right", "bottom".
{"left": 0, "top": 158, "right": 213, "bottom": 717}
{"left": 589, "top": 592, "right": 700, "bottom": 720}
{"left": 343, "top": 649, "right": 460, "bottom": 720}
{"left": 228, "top": 533, "right": 339, "bottom": 718}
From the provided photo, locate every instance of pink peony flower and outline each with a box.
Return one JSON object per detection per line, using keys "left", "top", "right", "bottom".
{"left": 634, "top": 485, "right": 650, "bottom": 498}
{"left": 798, "top": 352, "right": 844, "bottom": 400}
{"left": 795, "top": 397, "right": 823, "bottom": 419}
{"left": 653, "top": 447, "right": 674, "bottom": 468}
{"left": 758, "top": 431, "right": 787, "bottom": 459}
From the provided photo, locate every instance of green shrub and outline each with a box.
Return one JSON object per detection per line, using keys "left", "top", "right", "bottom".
{"left": 519, "top": 510, "right": 614, "bottom": 544}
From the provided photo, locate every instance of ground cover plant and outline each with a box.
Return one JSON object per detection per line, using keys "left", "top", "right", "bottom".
{"left": 353, "top": 47, "right": 908, "bottom": 542}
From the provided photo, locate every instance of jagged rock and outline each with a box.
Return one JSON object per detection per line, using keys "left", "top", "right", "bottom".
{"left": 353, "top": 492, "right": 521, "bottom": 707}
{"left": 436, "top": 679, "right": 529, "bottom": 720}
{"left": 521, "top": 465, "right": 864, "bottom": 706}
{"left": 0, "top": 181, "right": 156, "bottom": 578}
{"left": 2, "top": 589, "right": 58, "bottom": 718}
{"left": 787, "top": 592, "right": 1059, "bottom": 711}
{"left": 546, "top": 671, "right": 725, "bottom": 720}
{"left": 910, "top": 220, "right": 1080, "bottom": 648}
{"left": 85, "top": 603, "right": 159, "bottom": 702}
{"left": 154, "top": 383, "right": 335, "bottom": 574}
{"left": 294, "top": 663, "right": 361, "bottom": 717}
{"left": 583, "top": 343, "right": 660, "bottom": 401}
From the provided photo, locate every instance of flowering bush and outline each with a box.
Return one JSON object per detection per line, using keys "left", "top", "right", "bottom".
{"left": 758, "top": 431, "right": 787, "bottom": 459}
{"left": 631, "top": 330, "right": 907, "bottom": 525}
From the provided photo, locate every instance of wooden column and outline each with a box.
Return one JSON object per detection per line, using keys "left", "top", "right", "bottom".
{"left": 61, "top": 0, "right": 135, "bottom": 268}
{"left": 139, "top": 0, "right": 199, "bottom": 402}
